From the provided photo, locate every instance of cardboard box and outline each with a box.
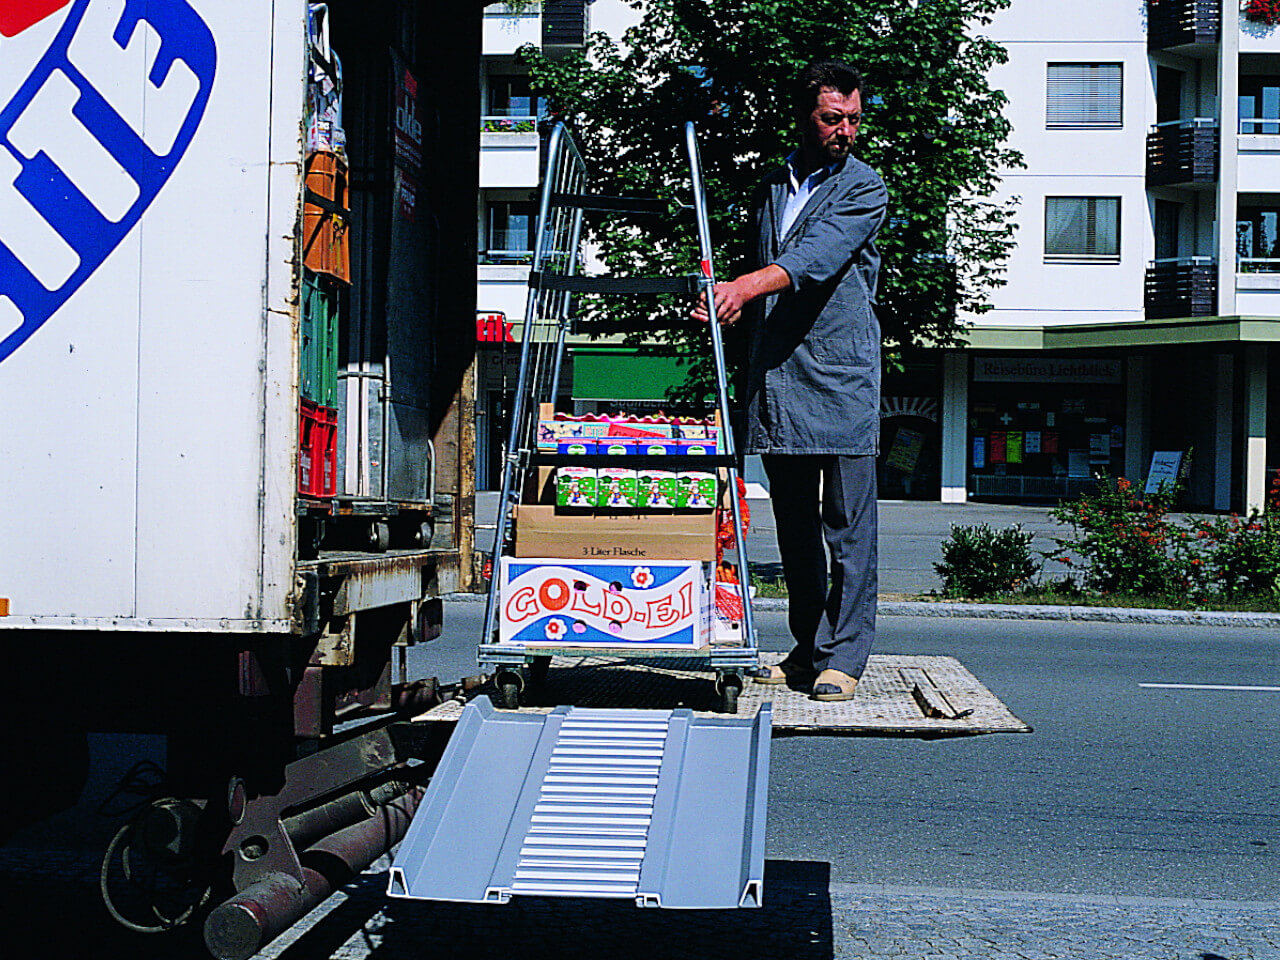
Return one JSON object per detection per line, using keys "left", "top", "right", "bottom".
{"left": 557, "top": 440, "right": 597, "bottom": 456}
{"left": 637, "top": 469, "right": 677, "bottom": 510}
{"left": 677, "top": 439, "right": 717, "bottom": 456}
{"left": 596, "top": 467, "right": 637, "bottom": 509}
{"left": 512, "top": 505, "right": 716, "bottom": 560}
{"left": 598, "top": 439, "right": 641, "bottom": 456}
{"left": 677, "top": 470, "right": 717, "bottom": 510}
{"left": 498, "top": 557, "right": 711, "bottom": 647}
{"left": 555, "top": 467, "right": 597, "bottom": 507}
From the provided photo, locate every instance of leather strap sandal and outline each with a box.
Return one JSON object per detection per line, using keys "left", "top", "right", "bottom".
{"left": 811, "top": 669, "right": 858, "bottom": 701}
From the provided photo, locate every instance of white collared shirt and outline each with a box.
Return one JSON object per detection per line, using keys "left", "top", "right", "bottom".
{"left": 778, "top": 152, "right": 841, "bottom": 241}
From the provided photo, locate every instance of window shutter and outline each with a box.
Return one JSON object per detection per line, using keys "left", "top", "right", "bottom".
{"left": 1047, "top": 64, "right": 1123, "bottom": 127}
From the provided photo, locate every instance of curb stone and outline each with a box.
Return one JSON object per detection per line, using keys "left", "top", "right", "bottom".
{"left": 442, "top": 592, "right": 1280, "bottom": 628}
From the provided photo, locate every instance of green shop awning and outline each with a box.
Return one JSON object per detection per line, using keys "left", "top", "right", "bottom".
{"left": 570, "top": 346, "right": 694, "bottom": 401}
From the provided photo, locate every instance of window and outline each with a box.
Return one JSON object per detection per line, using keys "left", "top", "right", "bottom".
{"left": 485, "top": 200, "right": 537, "bottom": 262}
{"left": 1046, "top": 63, "right": 1122, "bottom": 128}
{"left": 1239, "top": 77, "right": 1280, "bottom": 134}
{"left": 1044, "top": 197, "right": 1120, "bottom": 261}
{"left": 487, "top": 76, "right": 540, "bottom": 118}
{"left": 1237, "top": 206, "right": 1280, "bottom": 272}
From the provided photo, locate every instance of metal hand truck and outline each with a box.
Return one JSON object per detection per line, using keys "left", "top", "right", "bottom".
{"left": 478, "top": 122, "right": 758, "bottom": 713}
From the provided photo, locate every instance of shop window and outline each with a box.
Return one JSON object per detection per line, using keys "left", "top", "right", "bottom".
{"left": 485, "top": 200, "right": 536, "bottom": 263}
{"left": 1239, "top": 78, "right": 1280, "bottom": 134}
{"left": 1044, "top": 197, "right": 1120, "bottom": 261}
{"left": 1046, "top": 63, "right": 1122, "bottom": 128}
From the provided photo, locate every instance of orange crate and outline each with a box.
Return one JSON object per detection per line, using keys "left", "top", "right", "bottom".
{"left": 299, "top": 398, "right": 338, "bottom": 497}
{"left": 303, "top": 151, "right": 351, "bottom": 282}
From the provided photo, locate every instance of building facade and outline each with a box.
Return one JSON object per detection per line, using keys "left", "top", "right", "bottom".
{"left": 931, "top": 0, "right": 1279, "bottom": 512}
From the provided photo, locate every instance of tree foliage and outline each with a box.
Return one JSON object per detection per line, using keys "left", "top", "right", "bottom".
{"left": 521, "top": 0, "right": 1020, "bottom": 402}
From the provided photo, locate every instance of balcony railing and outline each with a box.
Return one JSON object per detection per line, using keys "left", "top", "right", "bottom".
{"left": 542, "top": 0, "right": 588, "bottom": 46}
{"left": 1145, "top": 257, "right": 1218, "bottom": 318}
{"left": 1238, "top": 257, "right": 1280, "bottom": 273}
{"left": 1146, "top": 118, "right": 1219, "bottom": 186}
{"left": 1240, "top": 116, "right": 1280, "bottom": 134}
{"left": 1147, "top": 0, "right": 1220, "bottom": 50}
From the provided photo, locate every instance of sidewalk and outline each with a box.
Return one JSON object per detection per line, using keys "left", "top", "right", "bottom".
{"left": 471, "top": 492, "right": 1280, "bottom": 627}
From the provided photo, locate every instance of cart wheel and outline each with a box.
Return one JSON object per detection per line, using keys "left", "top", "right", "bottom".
{"left": 414, "top": 519, "right": 434, "bottom": 548}
{"left": 367, "top": 520, "right": 391, "bottom": 553}
{"left": 717, "top": 673, "right": 742, "bottom": 715}
{"left": 496, "top": 671, "right": 523, "bottom": 709}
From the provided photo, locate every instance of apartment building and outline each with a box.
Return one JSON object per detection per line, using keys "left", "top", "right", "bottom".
{"left": 923, "top": 0, "right": 1279, "bottom": 511}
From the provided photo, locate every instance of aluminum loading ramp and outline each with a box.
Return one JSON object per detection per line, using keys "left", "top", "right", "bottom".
{"left": 389, "top": 698, "right": 771, "bottom": 909}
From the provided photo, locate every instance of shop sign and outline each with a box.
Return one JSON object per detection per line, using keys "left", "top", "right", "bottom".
{"left": 476, "top": 311, "right": 514, "bottom": 343}
{"left": 392, "top": 54, "right": 421, "bottom": 169}
{"left": 395, "top": 168, "right": 417, "bottom": 222}
{"left": 498, "top": 558, "right": 709, "bottom": 647}
{"left": 973, "top": 357, "right": 1121, "bottom": 384}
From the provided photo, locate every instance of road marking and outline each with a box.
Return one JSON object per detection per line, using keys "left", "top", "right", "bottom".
{"left": 1139, "top": 683, "right": 1280, "bottom": 692}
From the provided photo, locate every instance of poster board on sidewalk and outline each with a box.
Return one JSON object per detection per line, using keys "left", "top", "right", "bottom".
{"left": 1145, "top": 451, "right": 1184, "bottom": 494}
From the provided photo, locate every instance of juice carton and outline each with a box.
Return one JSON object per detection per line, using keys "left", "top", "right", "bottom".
{"left": 557, "top": 440, "right": 597, "bottom": 455}
{"left": 555, "top": 466, "right": 597, "bottom": 508}
{"left": 637, "top": 440, "right": 683, "bottom": 456}
{"left": 677, "top": 471, "right": 717, "bottom": 510}
{"left": 595, "top": 466, "right": 637, "bottom": 510}
{"left": 599, "top": 439, "right": 641, "bottom": 456}
{"left": 676, "top": 439, "right": 716, "bottom": 456}
{"left": 637, "top": 469, "right": 677, "bottom": 510}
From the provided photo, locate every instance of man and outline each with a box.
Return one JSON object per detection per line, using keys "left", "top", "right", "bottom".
{"left": 693, "top": 58, "right": 887, "bottom": 701}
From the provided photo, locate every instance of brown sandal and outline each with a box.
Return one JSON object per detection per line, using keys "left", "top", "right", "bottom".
{"left": 751, "top": 660, "right": 816, "bottom": 687}
{"left": 811, "top": 669, "right": 858, "bottom": 701}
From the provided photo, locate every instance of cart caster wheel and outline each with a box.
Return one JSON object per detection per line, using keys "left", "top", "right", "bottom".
{"left": 413, "top": 519, "right": 434, "bottom": 549}
{"left": 716, "top": 674, "right": 743, "bottom": 714}
{"left": 367, "top": 520, "right": 391, "bottom": 553}
{"left": 496, "top": 672, "right": 523, "bottom": 709}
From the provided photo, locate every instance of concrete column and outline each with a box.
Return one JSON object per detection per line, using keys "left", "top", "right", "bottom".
{"left": 1124, "top": 355, "right": 1149, "bottom": 481}
{"left": 1217, "top": 1, "right": 1240, "bottom": 316}
{"left": 1244, "top": 344, "right": 1269, "bottom": 512}
{"left": 940, "top": 351, "right": 968, "bottom": 503}
{"left": 1214, "top": 354, "right": 1234, "bottom": 511}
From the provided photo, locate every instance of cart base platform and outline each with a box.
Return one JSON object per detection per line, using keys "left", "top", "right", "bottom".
{"left": 413, "top": 653, "right": 1031, "bottom": 737}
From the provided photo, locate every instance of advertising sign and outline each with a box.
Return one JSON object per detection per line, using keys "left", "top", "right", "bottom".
{"left": 0, "top": 0, "right": 216, "bottom": 365}
{"left": 499, "top": 558, "right": 710, "bottom": 647}
{"left": 392, "top": 51, "right": 421, "bottom": 169}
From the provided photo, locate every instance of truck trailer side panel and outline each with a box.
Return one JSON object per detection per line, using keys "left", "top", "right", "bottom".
{"left": 0, "top": 0, "right": 304, "bottom": 628}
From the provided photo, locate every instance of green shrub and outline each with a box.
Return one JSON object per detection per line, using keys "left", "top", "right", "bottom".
{"left": 1048, "top": 475, "right": 1176, "bottom": 595}
{"left": 935, "top": 523, "right": 1041, "bottom": 598}
{"left": 1191, "top": 510, "right": 1280, "bottom": 599}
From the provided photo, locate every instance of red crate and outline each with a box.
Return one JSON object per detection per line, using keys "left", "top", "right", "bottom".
{"left": 299, "top": 399, "right": 338, "bottom": 497}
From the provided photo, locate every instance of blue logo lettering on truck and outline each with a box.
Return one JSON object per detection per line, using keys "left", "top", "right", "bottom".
{"left": 0, "top": 0, "right": 215, "bottom": 364}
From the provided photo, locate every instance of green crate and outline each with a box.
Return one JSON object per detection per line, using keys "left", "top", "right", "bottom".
{"left": 300, "top": 270, "right": 340, "bottom": 407}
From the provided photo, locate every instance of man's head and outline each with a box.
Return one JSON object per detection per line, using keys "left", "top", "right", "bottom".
{"left": 792, "top": 59, "right": 863, "bottom": 168}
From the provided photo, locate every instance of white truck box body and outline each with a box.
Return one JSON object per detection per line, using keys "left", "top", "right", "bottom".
{"left": 0, "top": 0, "right": 304, "bottom": 630}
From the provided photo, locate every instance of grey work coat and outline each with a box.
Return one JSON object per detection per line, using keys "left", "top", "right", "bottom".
{"left": 742, "top": 156, "right": 888, "bottom": 456}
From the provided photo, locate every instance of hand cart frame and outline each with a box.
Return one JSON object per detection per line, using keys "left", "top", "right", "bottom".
{"left": 478, "top": 122, "right": 757, "bottom": 712}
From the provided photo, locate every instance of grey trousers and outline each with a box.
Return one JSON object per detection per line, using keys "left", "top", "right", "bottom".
{"left": 762, "top": 454, "right": 877, "bottom": 678}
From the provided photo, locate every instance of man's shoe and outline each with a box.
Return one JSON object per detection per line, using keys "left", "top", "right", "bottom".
{"left": 751, "top": 660, "right": 815, "bottom": 687}
{"left": 811, "top": 669, "right": 858, "bottom": 701}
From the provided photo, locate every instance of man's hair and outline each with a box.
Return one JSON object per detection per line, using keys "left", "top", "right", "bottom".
{"left": 792, "top": 59, "right": 864, "bottom": 115}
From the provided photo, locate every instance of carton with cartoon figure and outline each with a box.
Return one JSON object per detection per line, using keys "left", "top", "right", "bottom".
{"left": 595, "top": 466, "right": 637, "bottom": 510}
{"left": 555, "top": 466, "right": 597, "bottom": 508}
{"left": 677, "top": 471, "right": 717, "bottom": 510}
{"left": 636, "top": 469, "right": 677, "bottom": 510}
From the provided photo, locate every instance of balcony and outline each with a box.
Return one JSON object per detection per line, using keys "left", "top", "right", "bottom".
{"left": 1146, "top": 119, "right": 1219, "bottom": 187}
{"left": 483, "top": 6, "right": 541, "bottom": 56}
{"left": 1147, "top": 0, "right": 1220, "bottom": 51}
{"left": 542, "top": 0, "right": 588, "bottom": 47}
{"left": 1145, "top": 257, "right": 1218, "bottom": 318}
{"left": 479, "top": 115, "right": 540, "bottom": 188}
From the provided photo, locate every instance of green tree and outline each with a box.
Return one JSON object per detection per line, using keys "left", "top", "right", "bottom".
{"left": 521, "top": 0, "right": 1020, "bottom": 401}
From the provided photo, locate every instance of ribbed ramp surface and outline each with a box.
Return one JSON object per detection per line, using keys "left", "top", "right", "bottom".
{"left": 389, "top": 698, "right": 771, "bottom": 909}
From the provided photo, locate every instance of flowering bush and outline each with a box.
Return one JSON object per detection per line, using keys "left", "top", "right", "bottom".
{"left": 1048, "top": 475, "right": 1176, "bottom": 595}
{"left": 1244, "top": 0, "right": 1280, "bottom": 27}
{"left": 1190, "top": 510, "right": 1280, "bottom": 598}
{"left": 935, "top": 523, "right": 1041, "bottom": 598}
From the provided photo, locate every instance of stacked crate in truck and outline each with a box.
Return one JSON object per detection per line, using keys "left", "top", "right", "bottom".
{"left": 299, "top": 8, "right": 348, "bottom": 499}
